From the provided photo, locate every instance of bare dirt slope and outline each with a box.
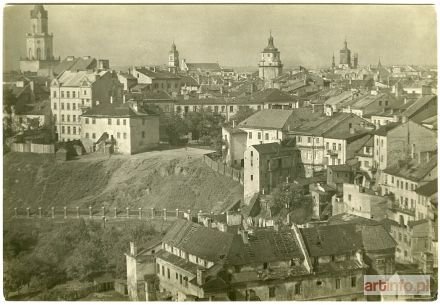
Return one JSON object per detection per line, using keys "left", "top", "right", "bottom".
{"left": 3, "top": 149, "right": 243, "bottom": 216}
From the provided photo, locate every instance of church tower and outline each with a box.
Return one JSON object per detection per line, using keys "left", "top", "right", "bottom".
{"left": 339, "top": 38, "right": 352, "bottom": 69}
{"left": 258, "top": 32, "right": 283, "bottom": 84}
{"left": 168, "top": 41, "right": 180, "bottom": 74}
{"left": 20, "top": 5, "right": 59, "bottom": 76}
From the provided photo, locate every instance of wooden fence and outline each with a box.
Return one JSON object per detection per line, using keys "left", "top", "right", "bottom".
{"left": 203, "top": 153, "right": 244, "bottom": 185}
{"left": 11, "top": 142, "right": 55, "bottom": 154}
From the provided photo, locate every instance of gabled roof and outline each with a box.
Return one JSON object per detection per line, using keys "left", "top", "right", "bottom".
{"left": 401, "top": 95, "right": 436, "bottom": 118}
{"left": 55, "top": 70, "right": 107, "bottom": 87}
{"left": 324, "top": 91, "right": 353, "bottom": 106}
{"left": 300, "top": 224, "right": 363, "bottom": 257}
{"left": 82, "top": 102, "right": 151, "bottom": 118}
{"left": 162, "top": 219, "right": 236, "bottom": 262}
{"left": 239, "top": 109, "right": 294, "bottom": 129}
{"left": 360, "top": 225, "right": 396, "bottom": 251}
{"left": 54, "top": 56, "right": 97, "bottom": 75}
{"left": 135, "top": 67, "right": 180, "bottom": 80}
{"left": 373, "top": 122, "right": 401, "bottom": 136}
{"left": 251, "top": 142, "right": 298, "bottom": 155}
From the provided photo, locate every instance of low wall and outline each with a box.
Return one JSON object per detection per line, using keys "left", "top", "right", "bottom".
{"left": 203, "top": 154, "right": 244, "bottom": 185}
{"left": 11, "top": 142, "right": 55, "bottom": 154}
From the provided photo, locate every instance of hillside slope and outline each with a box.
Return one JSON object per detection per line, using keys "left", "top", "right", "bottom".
{"left": 3, "top": 151, "right": 243, "bottom": 216}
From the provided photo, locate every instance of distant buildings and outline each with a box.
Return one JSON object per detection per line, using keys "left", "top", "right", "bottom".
{"left": 168, "top": 42, "right": 180, "bottom": 74}
{"left": 19, "top": 5, "right": 60, "bottom": 76}
{"left": 338, "top": 38, "right": 358, "bottom": 69}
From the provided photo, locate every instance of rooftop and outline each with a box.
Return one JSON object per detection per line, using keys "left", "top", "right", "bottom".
{"left": 383, "top": 155, "right": 437, "bottom": 182}
{"left": 239, "top": 109, "right": 294, "bottom": 130}
{"left": 415, "top": 179, "right": 438, "bottom": 197}
{"left": 251, "top": 142, "right": 298, "bottom": 155}
{"left": 82, "top": 102, "right": 152, "bottom": 118}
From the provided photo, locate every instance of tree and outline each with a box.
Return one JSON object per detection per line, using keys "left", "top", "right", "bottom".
{"left": 228, "top": 107, "right": 256, "bottom": 126}
{"left": 165, "top": 114, "right": 189, "bottom": 145}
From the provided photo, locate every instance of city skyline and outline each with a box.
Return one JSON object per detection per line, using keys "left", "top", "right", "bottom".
{"left": 4, "top": 4, "right": 437, "bottom": 71}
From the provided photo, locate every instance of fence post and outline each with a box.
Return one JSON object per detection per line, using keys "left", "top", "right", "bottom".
{"left": 51, "top": 207, "right": 55, "bottom": 219}
{"left": 139, "top": 207, "right": 142, "bottom": 220}
{"left": 151, "top": 208, "right": 155, "bottom": 219}
{"left": 89, "top": 206, "right": 92, "bottom": 218}
{"left": 64, "top": 207, "right": 67, "bottom": 219}
{"left": 126, "top": 207, "right": 130, "bottom": 218}
{"left": 76, "top": 207, "right": 80, "bottom": 218}
{"left": 163, "top": 209, "right": 167, "bottom": 221}
{"left": 26, "top": 207, "right": 30, "bottom": 218}
{"left": 38, "top": 207, "right": 42, "bottom": 218}
{"left": 176, "top": 208, "right": 179, "bottom": 218}
{"left": 187, "top": 209, "right": 191, "bottom": 221}
{"left": 114, "top": 207, "right": 117, "bottom": 218}
{"left": 14, "top": 207, "right": 17, "bottom": 217}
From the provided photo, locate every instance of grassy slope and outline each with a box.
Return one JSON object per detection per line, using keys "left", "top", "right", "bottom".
{"left": 3, "top": 152, "right": 243, "bottom": 217}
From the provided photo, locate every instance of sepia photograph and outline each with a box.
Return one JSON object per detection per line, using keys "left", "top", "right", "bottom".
{"left": 1, "top": 1, "right": 438, "bottom": 301}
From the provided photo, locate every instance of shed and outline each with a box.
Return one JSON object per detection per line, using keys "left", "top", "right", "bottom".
{"left": 55, "top": 147, "right": 68, "bottom": 161}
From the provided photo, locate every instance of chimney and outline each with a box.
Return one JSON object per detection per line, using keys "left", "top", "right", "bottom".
{"left": 196, "top": 268, "right": 206, "bottom": 286}
{"left": 241, "top": 230, "right": 249, "bottom": 244}
{"left": 130, "top": 242, "right": 137, "bottom": 256}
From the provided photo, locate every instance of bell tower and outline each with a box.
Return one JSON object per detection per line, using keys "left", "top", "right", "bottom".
{"left": 258, "top": 31, "right": 283, "bottom": 85}
{"left": 168, "top": 41, "right": 180, "bottom": 74}
{"left": 20, "top": 5, "right": 59, "bottom": 76}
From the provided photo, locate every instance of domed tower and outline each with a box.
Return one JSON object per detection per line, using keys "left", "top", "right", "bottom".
{"left": 258, "top": 32, "right": 283, "bottom": 82}
{"left": 20, "top": 5, "right": 59, "bottom": 75}
{"left": 168, "top": 41, "right": 180, "bottom": 74}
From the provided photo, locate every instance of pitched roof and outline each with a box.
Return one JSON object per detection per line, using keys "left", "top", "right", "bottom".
{"left": 235, "top": 88, "right": 295, "bottom": 104}
{"left": 54, "top": 56, "right": 97, "bottom": 75}
{"left": 373, "top": 122, "right": 401, "bottom": 136}
{"left": 401, "top": 95, "right": 436, "bottom": 118}
{"left": 360, "top": 225, "right": 396, "bottom": 251}
{"left": 82, "top": 102, "right": 150, "bottom": 118}
{"left": 415, "top": 179, "right": 438, "bottom": 197}
{"left": 324, "top": 91, "right": 353, "bottom": 106}
{"left": 383, "top": 156, "right": 437, "bottom": 182}
{"left": 56, "top": 70, "right": 106, "bottom": 87}
{"left": 300, "top": 224, "right": 363, "bottom": 257}
{"left": 162, "top": 219, "right": 236, "bottom": 262}
{"left": 135, "top": 67, "right": 180, "bottom": 79}
{"left": 251, "top": 142, "right": 298, "bottom": 155}
{"left": 238, "top": 109, "right": 294, "bottom": 129}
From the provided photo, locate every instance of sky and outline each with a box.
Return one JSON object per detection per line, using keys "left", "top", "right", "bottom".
{"left": 3, "top": 4, "right": 438, "bottom": 71}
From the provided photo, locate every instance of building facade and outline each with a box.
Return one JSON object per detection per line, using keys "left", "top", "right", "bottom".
{"left": 258, "top": 33, "right": 283, "bottom": 84}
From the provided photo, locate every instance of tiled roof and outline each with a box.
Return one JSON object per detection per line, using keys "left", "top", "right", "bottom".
{"left": 383, "top": 156, "right": 437, "bottom": 182}
{"left": 56, "top": 70, "right": 105, "bottom": 87}
{"left": 239, "top": 109, "right": 294, "bottom": 129}
{"left": 360, "top": 225, "right": 396, "bottom": 251}
{"left": 314, "top": 260, "right": 367, "bottom": 274}
{"left": 328, "top": 213, "right": 381, "bottom": 226}
{"left": 82, "top": 102, "right": 150, "bottom": 118}
{"left": 251, "top": 142, "right": 298, "bottom": 156}
{"left": 54, "top": 56, "right": 97, "bottom": 75}
{"left": 324, "top": 91, "right": 353, "bottom": 106}
{"left": 235, "top": 88, "right": 295, "bottom": 104}
{"left": 135, "top": 67, "right": 180, "bottom": 79}
{"left": 401, "top": 95, "right": 436, "bottom": 118}
{"left": 162, "top": 219, "right": 236, "bottom": 262}
{"left": 300, "top": 224, "right": 363, "bottom": 257}
{"left": 156, "top": 249, "right": 199, "bottom": 275}
{"left": 415, "top": 179, "right": 438, "bottom": 197}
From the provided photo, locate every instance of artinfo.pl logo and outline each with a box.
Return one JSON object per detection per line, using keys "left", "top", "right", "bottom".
{"left": 364, "top": 275, "right": 430, "bottom": 296}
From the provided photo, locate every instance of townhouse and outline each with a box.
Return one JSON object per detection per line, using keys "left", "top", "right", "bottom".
{"left": 130, "top": 67, "right": 181, "bottom": 94}
{"left": 50, "top": 69, "right": 123, "bottom": 142}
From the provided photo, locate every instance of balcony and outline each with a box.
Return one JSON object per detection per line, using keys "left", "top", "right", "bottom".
{"left": 391, "top": 202, "right": 415, "bottom": 216}
{"left": 327, "top": 149, "right": 339, "bottom": 156}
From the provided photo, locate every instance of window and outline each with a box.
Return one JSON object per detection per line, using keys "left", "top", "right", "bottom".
{"left": 258, "top": 132, "right": 261, "bottom": 140}
{"left": 92, "top": 133, "right": 96, "bottom": 139}
{"left": 348, "top": 194, "right": 352, "bottom": 201}
{"left": 332, "top": 143, "right": 336, "bottom": 150}
{"left": 316, "top": 138, "right": 320, "bottom": 144}
{"left": 142, "top": 131, "right": 146, "bottom": 138}
{"left": 54, "top": 114, "right": 57, "bottom": 122}
{"left": 230, "top": 106, "right": 233, "bottom": 112}
{"left": 61, "top": 102, "right": 64, "bottom": 110}
{"left": 123, "top": 133, "right": 127, "bottom": 139}
{"left": 108, "top": 118, "right": 112, "bottom": 125}
{"left": 53, "top": 103, "right": 57, "bottom": 110}
{"left": 61, "top": 115, "right": 65, "bottom": 122}
{"left": 405, "top": 182, "right": 408, "bottom": 190}
{"left": 335, "top": 279, "right": 341, "bottom": 289}
{"left": 53, "top": 91, "right": 57, "bottom": 98}
{"left": 117, "top": 119, "right": 120, "bottom": 125}
{"left": 83, "top": 90, "right": 87, "bottom": 95}
{"left": 298, "top": 136, "right": 302, "bottom": 143}
{"left": 351, "top": 276, "right": 356, "bottom": 287}
{"left": 61, "top": 126, "right": 65, "bottom": 134}
{"left": 162, "top": 266, "right": 165, "bottom": 276}
{"left": 269, "top": 287, "right": 275, "bottom": 298}
{"left": 67, "top": 115, "right": 70, "bottom": 122}
{"left": 338, "top": 143, "right": 342, "bottom": 151}
{"left": 265, "top": 133, "right": 269, "bottom": 140}
{"left": 326, "top": 142, "right": 329, "bottom": 149}
{"left": 92, "top": 118, "right": 96, "bottom": 124}
{"left": 85, "top": 133, "right": 89, "bottom": 138}
{"left": 72, "top": 91, "right": 76, "bottom": 98}
{"left": 250, "top": 175, "right": 253, "bottom": 181}
{"left": 308, "top": 137, "right": 312, "bottom": 143}
{"left": 81, "top": 99, "right": 85, "bottom": 105}
{"left": 167, "top": 268, "right": 170, "bottom": 279}
{"left": 179, "top": 274, "right": 183, "bottom": 285}
{"left": 66, "top": 91, "right": 70, "bottom": 98}
{"left": 67, "top": 126, "right": 70, "bottom": 134}
{"left": 72, "top": 103, "right": 76, "bottom": 110}
{"left": 123, "top": 119, "right": 126, "bottom": 125}
{"left": 73, "top": 127, "right": 76, "bottom": 134}
{"left": 156, "top": 263, "right": 160, "bottom": 274}
{"left": 263, "top": 262, "right": 268, "bottom": 269}
{"left": 61, "top": 91, "right": 64, "bottom": 98}
{"left": 295, "top": 283, "right": 301, "bottom": 295}
{"left": 176, "top": 272, "right": 178, "bottom": 280}
{"left": 249, "top": 132, "right": 252, "bottom": 139}
{"left": 85, "top": 118, "right": 89, "bottom": 124}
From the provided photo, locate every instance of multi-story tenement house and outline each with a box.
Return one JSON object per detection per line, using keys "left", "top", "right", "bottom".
{"left": 130, "top": 67, "right": 181, "bottom": 94}
{"left": 50, "top": 70, "right": 123, "bottom": 142}
{"left": 243, "top": 142, "right": 301, "bottom": 204}
{"left": 373, "top": 119, "right": 437, "bottom": 171}
{"left": 380, "top": 154, "right": 437, "bottom": 226}
{"left": 341, "top": 92, "right": 399, "bottom": 119}
{"left": 80, "top": 101, "right": 159, "bottom": 154}
{"left": 127, "top": 219, "right": 396, "bottom": 301}
{"left": 415, "top": 179, "right": 437, "bottom": 221}
{"left": 290, "top": 112, "right": 374, "bottom": 177}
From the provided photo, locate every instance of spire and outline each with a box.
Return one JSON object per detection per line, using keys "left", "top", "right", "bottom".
{"left": 378, "top": 57, "right": 382, "bottom": 67}
{"left": 31, "top": 5, "right": 47, "bottom": 18}
{"left": 171, "top": 40, "right": 176, "bottom": 51}
{"left": 267, "top": 30, "right": 275, "bottom": 49}
{"left": 332, "top": 52, "right": 335, "bottom": 68}
{"left": 344, "top": 36, "right": 348, "bottom": 49}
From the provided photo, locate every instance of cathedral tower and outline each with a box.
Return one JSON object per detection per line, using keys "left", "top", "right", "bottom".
{"left": 258, "top": 32, "right": 283, "bottom": 83}
{"left": 339, "top": 38, "right": 352, "bottom": 69}
{"left": 20, "top": 5, "right": 59, "bottom": 75}
{"left": 168, "top": 41, "right": 180, "bottom": 74}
